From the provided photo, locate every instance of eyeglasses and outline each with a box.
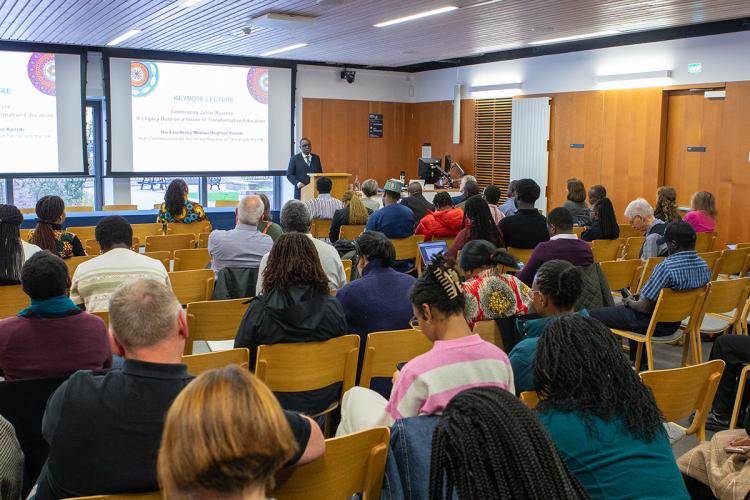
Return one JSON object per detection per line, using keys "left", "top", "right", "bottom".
{"left": 409, "top": 316, "right": 421, "bottom": 330}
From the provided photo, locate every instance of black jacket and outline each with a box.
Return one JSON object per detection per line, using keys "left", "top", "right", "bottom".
{"left": 400, "top": 194, "right": 435, "bottom": 225}
{"left": 499, "top": 208, "right": 550, "bottom": 249}
{"left": 286, "top": 153, "right": 323, "bottom": 199}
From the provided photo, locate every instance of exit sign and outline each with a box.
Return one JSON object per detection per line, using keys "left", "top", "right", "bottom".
{"left": 688, "top": 62, "right": 702, "bottom": 74}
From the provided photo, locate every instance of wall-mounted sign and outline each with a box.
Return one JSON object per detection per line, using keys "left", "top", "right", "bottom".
{"left": 570, "top": 143, "right": 585, "bottom": 149}
{"left": 368, "top": 113, "right": 383, "bottom": 138}
{"left": 687, "top": 146, "right": 706, "bottom": 152}
{"left": 688, "top": 62, "right": 702, "bottom": 74}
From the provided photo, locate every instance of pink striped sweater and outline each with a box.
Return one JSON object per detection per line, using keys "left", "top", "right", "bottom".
{"left": 384, "top": 334, "right": 514, "bottom": 420}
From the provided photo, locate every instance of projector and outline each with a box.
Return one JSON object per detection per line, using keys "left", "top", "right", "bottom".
{"left": 340, "top": 69, "right": 356, "bottom": 84}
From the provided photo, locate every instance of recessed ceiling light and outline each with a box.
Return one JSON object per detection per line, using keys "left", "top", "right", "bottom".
{"left": 106, "top": 29, "right": 142, "bottom": 46}
{"left": 374, "top": 6, "right": 458, "bottom": 28}
{"left": 261, "top": 43, "right": 308, "bottom": 56}
{"left": 529, "top": 29, "right": 620, "bottom": 46}
{"left": 180, "top": 0, "right": 203, "bottom": 6}
{"left": 465, "top": 0, "right": 502, "bottom": 8}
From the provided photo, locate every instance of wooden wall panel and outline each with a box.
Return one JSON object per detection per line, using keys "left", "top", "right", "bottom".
{"left": 366, "top": 101, "right": 411, "bottom": 181}
{"left": 409, "top": 100, "right": 475, "bottom": 178}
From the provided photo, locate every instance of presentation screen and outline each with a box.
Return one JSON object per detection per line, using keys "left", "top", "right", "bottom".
{"left": 0, "top": 49, "right": 86, "bottom": 174}
{"left": 108, "top": 57, "right": 292, "bottom": 174}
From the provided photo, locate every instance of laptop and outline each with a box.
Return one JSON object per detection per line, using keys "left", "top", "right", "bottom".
{"left": 418, "top": 241, "right": 448, "bottom": 266}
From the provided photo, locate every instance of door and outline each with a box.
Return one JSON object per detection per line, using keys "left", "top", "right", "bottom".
{"left": 510, "top": 97, "right": 551, "bottom": 213}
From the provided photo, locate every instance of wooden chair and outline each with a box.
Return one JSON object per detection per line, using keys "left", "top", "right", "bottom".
{"left": 91, "top": 310, "right": 109, "bottom": 326}
{"left": 181, "top": 348, "right": 250, "bottom": 375}
{"left": 391, "top": 235, "right": 425, "bottom": 262}
{"left": 66, "top": 255, "right": 98, "bottom": 277}
{"left": 142, "top": 251, "right": 170, "bottom": 272}
{"left": 102, "top": 204, "right": 138, "bottom": 211}
{"left": 507, "top": 247, "right": 534, "bottom": 264}
{"left": 84, "top": 238, "right": 140, "bottom": 255}
{"left": 640, "top": 359, "right": 725, "bottom": 443}
{"left": 573, "top": 226, "right": 586, "bottom": 237}
{"left": 20, "top": 208, "right": 36, "bottom": 215}
{"left": 519, "top": 391, "right": 540, "bottom": 409}
{"left": 695, "top": 232, "right": 717, "bottom": 253}
{"left": 214, "top": 199, "right": 238, "bottom": 207}
{"left": 166, "top": 221, "right": 212, "bottom": 238}
{"left": 270, "top": 427, "right": 389, "bottom": 500}
{"left": 432, "top": 236, "right": 456, "bottom": 248}
{"left": 717, "top": 248, "right": 750, "bottom": 278}
{"left": 634, "top": 256, "right": 665, "bottom": 294}
{"left": 20, "top": 228, "right": 31, "bottom": 241}
{"left": 341, "top": 259, "right": 352, "bottom": 283}
{"left": 173, "top": 248, "right": 211, "bottom": 271}
{"left": 311, "top": 218, "right": 333, "bottom": 239}
{"left": 145, "top": 234, "right": 195, "bottom": 255}
{"left": 153, "top": 203, "right": 162, "bottom": 209}
{"left": 359, "top": 329, "right": 433, "bottom": 389}
{"left": 130, "top": 223, "right": 165, "bottom": 243}
{"left": 339, "top": 224, "right": 366, "bottom": 241}
{"left": 599, "top": 259, "right": 643, "bottom": 302}
{"left": 698, "top": 251, "right": 724, "bottom": 281}
{"left": 65, "top": 206, "right": 94, "bottom": 212}
{"left": 66, "top": 226, "right": 97, "bottom": 242}
{"left": 611, "top": 288, "right": 705, "bottom": 371}
{"left": 731, "top": 365, "right": 750, "bottom": 429}
{"left": 169, "top": 269, "right": 215, "bottom": 306}
{"left": 198, "top": 232, "right": 211, "bottom": 248}
{"left": 184, "top": 298, "right": 251, "bottom": 355}
{"left": 473, "top": 320, "right": 504, "bottom": 350}
{"left": 618, "top": 224, "right": 643, "bottom": 239}
{"left": 621, "top": 236, "right": 646, "bottom": 260}
{"left": 65, "top": 493, "right": 162, "bottom": 499}
{"left": 591, "top": 238, "right": 624, "bottom": 263}
{"left": 0, "top": 285, "right": 28, "bottom": 320}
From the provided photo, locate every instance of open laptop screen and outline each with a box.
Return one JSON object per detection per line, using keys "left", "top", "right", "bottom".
{"left": 418, "top": 241, "right": 448, "bottom": 266}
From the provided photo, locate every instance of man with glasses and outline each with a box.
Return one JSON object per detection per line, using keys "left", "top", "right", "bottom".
{"left": 286, "top": 137, "right": 323, "bottom": 200}
{"left": 624, "top": 198, "right": 667, "bottom": 259}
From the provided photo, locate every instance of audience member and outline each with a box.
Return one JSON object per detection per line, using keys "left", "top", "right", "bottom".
{"left": 654, "top": 186, "right": 681, "bottom": 223}
{"left": 208, "top": 195, "right": 272, "bottom": 272}
{"left": 563, "top": 178, "right": 591, "bottom": 226}
{"left": 624, "top": 198, "right": 667, "bottom": 259}
{"left": 0, "top": 415, "right": 23, "bottom": 500}
{"left": 684, "top": 191, "right": 717, "bottom": 233}
{"left": 0, "top": 204, "right": 38, "bottom": 285}
{"left": 483, "top": 184, "right": 505, "bottom": 224}
{"left": 365, "top": 179, "right": 414, "bottom": 239}
{"left": 158, "top": 366, "right": 325, "bottom": 500}
{"left": 590, "top": 221, "right": 711, "bottom": 369}
{"left": 498, "top": 180, "right": 518, "bottom": 217}
{"left": 34, "top": 279, "right": 191, "bottom": 499}
{"left": 509, "top": 260, "right": 585, "bottom": 394}
{"left": 70, "top": 216, "right": 170, "bottom": 312}
{"left": 447, "top": 195, "right": 504, "bottom": 258}
{"left": 256, "top": 201, "right": 345, "bottom": 292}
{"left": 157, "top": 178, "right": 206, "bottom": 224}
{"left": 451, "top": 175, "right": 477, "bottom": 205}
{"left": 360, "top": 178, "right": 382, "bottom": 211}
{"left": 517, "top": 207, "right": 593, "bottom": 286}
{"left": 581, "top": 197, "right": 620, "bottom": 241}
{"left": 256, "top": 193, "right": 282, "bottom": 241}
{"left": 702, "top": 334, "right": 750, "bottom": 430}
{"left": 304, "top": 176, "right": 344, "bottom": 220}
{"left": 336, "top": 256, "right": 514, "bottom": 435}
{"left": 329, "top": 190, "right": 371, "bottom": 244}
{"left": 414, "top": 192, "right": 463, "bottom": 241}
{"left": 235, "top": 232, "right": 346, "bottom": 414}
{"left": 499, "top": 178, "right": 549, "bottom": 249}
{"left": 588, "top": 184, "right": 607, "bottom": 207}
{"left": 27, "top": 195, "right": 85, "bottom": 258}
{"left": 455, "top": 180, "right": 481, "bottom": 209}
{"left": 460, "top": 240, "right": 531, "bottom": 329}
{"left": 535, "top": 315, "right": 689, "bottom": 499}
{"left": 399, "top": 181, "right": 434, "bottom": 223}
{"left": 430, "top": 387, "right": 588, "bottom": 500}
{"left": 0, "top": 251, "right": 111, "bottom": 380}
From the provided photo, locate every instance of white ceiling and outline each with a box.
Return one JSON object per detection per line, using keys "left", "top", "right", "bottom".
{"left": 0, "top": 0, "right": 749, "bottom": 67}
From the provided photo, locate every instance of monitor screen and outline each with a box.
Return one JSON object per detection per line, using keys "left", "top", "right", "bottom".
{"left": 418, "top": 241, "right": 448, "bottom": 266}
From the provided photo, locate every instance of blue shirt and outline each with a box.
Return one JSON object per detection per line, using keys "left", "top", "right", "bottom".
{"left": 640, "top": 250, "right": 711, "bottom": 302}
{"left": 499, "top": 196, "right": 517, "bottom": 216}
{"left": 365, "top": 203, "right": 415, "bottom": 239}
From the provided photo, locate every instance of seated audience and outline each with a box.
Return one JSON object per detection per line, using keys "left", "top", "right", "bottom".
{"left": 27, "top": 195, "right": 85, "bottom": 258}
{"left": 414, "top": 191, "right": 463, "bottom": 241}
{"left": 451, "top": 175, "right": 477, "bottom": 205}
{"left": 483, "top": 184, "right": 505, "bottom": 224}
{"left": 588, "top": 184, "right": 607, "bottom": 207}
{"left": 517, "top": 207, "right": 594, "bottom": 285}
{"left": 399, "top": 181, "right": 434, "bottom": 223}
{"left": 684, "top": 190, "right": 717, "bottom": 233}
{"left": 34, "top": 279, "right": 192, "bottom": 499}
{"left": 329, "top": 190, "right": 371, "bottom": 244}
{"left": 447, "top": 195, "right": 504, "bottom": 258}
{"left": 535, "top": 315, "right": 689, "bottom": 499}
{"left": 460, "top": 240, "right": 531, "bottom": 329}
{"left": 365, "top": 179, "right": 414, "bottom": 239}
{"left": 624, "top": 198, "right": 667, "bottom": 259}
{"left": 70, "top": 216, "right": 170, "bottom": 312}
{"left": 157, "top": 178, "right": 206, "bottom": 224}
{"left": 455, "top": 179, "right": 481, "bottom": 209}
{"left": 590, "top": 221, "right": 711, "bottom": 369}
{"left": 563, "top": 178, "right": 591, "bottom": 226}
{"left": 256, "top": 201, "right": 345, "bottom": 292}
{"left": 654, "top": 186, "right": 681, "bottom": 223}
{"left": 360, "top": 178, "right": 382, "bottom": 211}
{"left": 509, "top": 260, "right": 585, "bottom": 394}
{"left": 304, "top": 176, "right": 343, "bottom": 220}
{"left": 208, "top": 195, "right": 272, "bottom": 272}
{"left": 256, "top": 193, "right": 282, "bottom": 241}
{"left": 336, "top": 256, "right": 514, "bottom": 435}
{"left": 430, "top": 387, "right": 588, "bottom": 499}
{"left": 158, "top": 366, "right": 325, "bottom": 500}
{"left": 0, "top": 415, "right": 23, "bottom": 500}
{"left": 1, "top": 204, "right": 40, "bottom": 268}
{"left": 701, "top": 334, "right": 750, "bottom": 430}
{"left": 499, "top": 178, "right": 549, "bottom": 249}
{"left": 235, "top": 232, "right": 346, "bottom": 414}
{"left": 499, "top": 180, "right": 518, "bottom": 217}
{"left": 581, "top": 197, "right": 620, "bottom": 241}
{"left": 0, "top": 251, "right": 111, "bottom": 380}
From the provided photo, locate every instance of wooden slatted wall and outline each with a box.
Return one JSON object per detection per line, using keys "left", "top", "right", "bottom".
{"left": 473, "top": 98, "right": 512, "bottom": 200}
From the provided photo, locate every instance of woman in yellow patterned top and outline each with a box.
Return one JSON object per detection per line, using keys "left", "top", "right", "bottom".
{"left": 156, "top": 179, "right": 206, "bottom": 224}
{"left": 27, "top": 195, "right": 85, "bottom": 259}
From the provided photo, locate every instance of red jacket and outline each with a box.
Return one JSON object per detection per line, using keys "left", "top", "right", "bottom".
{"left": 415, "top": 208, "right": 464, "bottom": 241}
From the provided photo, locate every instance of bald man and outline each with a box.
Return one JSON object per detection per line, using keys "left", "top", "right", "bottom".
{"left": 208, "top": 195, "right": 273, "bottom": 271}
{"left": 399, "top": 181, "right": 434, "bottom": 224}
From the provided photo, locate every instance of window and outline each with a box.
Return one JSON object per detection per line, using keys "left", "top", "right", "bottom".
{"left": 85, "top": 104, "right": 96, "bottom": 175}
{"left": 13, "top": 177, "right": 95, "bottom": 209}
{"left": 104, "top": 177, "right": 201, "bottom": 210}
{"left": 0, "top": 180, "right": 5, "bottom": 204}
{"left": 206, "top": 176, "right": 275, "bottom": 207}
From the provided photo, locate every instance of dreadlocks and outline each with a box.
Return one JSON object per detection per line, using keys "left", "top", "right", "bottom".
{"left": 261, "top": 232, "right": 329, "bottom": 295}
{"left": 31, "top": 195, "right": 65, "bottom": 254}
{"left": 535, "top": 315, "right": 664, "bottom": 442}
{"left": 429, "top": 386, "right": 589, "bottom": 500}
{"left": 0, "top": 204, "right": 24, "bottom": 283}
{"left": 463, "top": 195, "right": 503, "bottom": 248}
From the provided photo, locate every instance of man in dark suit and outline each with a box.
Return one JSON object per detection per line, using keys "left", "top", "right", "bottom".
{"left": 399, "top": 181, "right": 434, "bottom": 225}
{"left": 287, "top": 137, "right": 323, "bottom": 199}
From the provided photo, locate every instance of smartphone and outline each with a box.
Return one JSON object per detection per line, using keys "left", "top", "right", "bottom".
{"left": 725, "top": 446, "right": 750, "bottom": 454}
{"left": 396, "top": 362, "right": 406, "bottom": 371}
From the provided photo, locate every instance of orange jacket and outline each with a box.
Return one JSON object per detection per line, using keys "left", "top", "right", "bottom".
{"left": 415, "top": 208, "right": 464, "bottom": 241}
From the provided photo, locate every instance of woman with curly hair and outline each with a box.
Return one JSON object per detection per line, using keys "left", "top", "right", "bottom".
{"left": 234, "top": 232, "right": 346, "bottom": 414}
{"left": 654, "top": 186, "right": 681, "bottom": 223}
{"left": 328, "top": 190, "right": 372, "bottom": 243}
{"left": 28, "top": 195, "right": 85, "bottom": 258}
{"left": 156, "top": 179, "right": 206, "bottom": 224}
{"left": 535, "top": 314, "right": 689, "bottom": 499}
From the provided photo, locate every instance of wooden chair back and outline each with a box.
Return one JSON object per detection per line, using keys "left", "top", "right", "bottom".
{"left": 145, "top": 234, "right": 195, "bottom": 255}
{"left": 622, "top": 236, "right": 646, "bottom": 260}
{"left": 618, "top": 224, "right": 643, "bottom": 239}
{"left": 696, "top": 278, "right": 750, "bottom": 323}
{"left": 359, "top": 329, "right": 433, "bottom": 388}
{"left": 341, "top": 259, "right": 352, "bottom": 283}
{"left": 591, "top": 238, "right": 624, "bottom": 262}
{"left": 130, "top": 223, "right": 165, "bottom": 242}
{"left": 391, "top": 235, "right": 425, "bottom": 261}
{"left": 66, "top": 255, "right": 98, "bottom": 277}
{"left": 91, "top": 311, "right": 109, "bottom": 326}
{"left": 173, "top": 248, "right": 211, "bottom": 271}
{"left": 184, "top": 298, "right": 251, "bottom": 354}
{"left": 65, "top": 206, "right": 94, "bottom": 212}
{"left": 507, "top": 247, "right": 534, "bottom": 264}
{"left": 181, "top": 348, "right": 250, "bottom": 375}
{"left": 65, "top": 226, "right": 97, "bottom": 242}
{"left": 198, "top": 232, "right": 211, "bottom": 248}
{"left": 153, "top": 203, "right": 162, "bottom": 209}
{"left": 0, "top": 285, "right": 28, "bottom": 319}
{"left": 519, "top": 391, "right": 540, "bottom": 409}
{"left": 695, "top": 232, "right": 717, "bottom": 253}
{"left": 214, "top": 200, "right": 238, "bottom": 207}
{"left": 84, "top": 238, "right": 140, "bottom": 255}
{"left": 640, "top": 359, "right": 725, "bottom": 442}
{"left": 168, "top": 269, "right": 215, "bottom": 306}
{"left": 166, "top": 221, "right": 212, "bottom": 237}
{"left": 718, "top": 248, "right": 750, "bottom": 277}
{"left": 102, "top": 204, "right": 138, "bottom": 211}
{"left": 142, "top": 251, "right": 170, "bottom": 272}
{"left": 20, "top": 228, "right": 31, "bottom": 241}
{"left": 599, "top": 259, "right": 643, "bottom": 291}
{"left": 270, "top": 427, "right": 390, "bottom": 500}
{"left": 651, "top": 288, "right": 706, "bottom": 324}
{"left": 573, "top": 226, "right": 586, "bottom": 237}
{"left": 698, "top": 251, "right": 724, "bottom": 281}
{"left": 64, "top": 493, "right": 162, "bottom": 499}
{"left": 20, "top": 208, "right": 36, "bottom": 215}
{"left": 473, "top": 320, "right": 504, "bottom": 350}
{"left": 311, "top": 218, "right": 333, "bottom": 239}
{"left": 339, "top": 224, "right": 366, "bottom": 241}
{"left": 634, "top": 256, "right": 665, "bottom": 294}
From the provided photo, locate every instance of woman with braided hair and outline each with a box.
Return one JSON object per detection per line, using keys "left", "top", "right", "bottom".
{"left": 336, "top": 255, "right": 514, "bottom": 435}
{"left": 0, "top": 204, "right": 41, "bottom": 284}
{"left": 430, "top": 386, "right": 588, "bottom": 500}
{"left": 535, "top": 314, "right": 689, "bottom": 499}
{"left": 27, "top": 195, "right": 85, "bottom": 258}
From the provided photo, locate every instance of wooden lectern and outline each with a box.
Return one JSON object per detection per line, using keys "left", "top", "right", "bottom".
{"left": 301, "top": 173, "right": 352, "bottom": 202}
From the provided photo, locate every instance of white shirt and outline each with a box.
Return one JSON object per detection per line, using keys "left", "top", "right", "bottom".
{"left": 550, "top": 233, "right": 579, "bottom": 241}
{"left": 22, "top": 241, "right": 41, "bottom": 262}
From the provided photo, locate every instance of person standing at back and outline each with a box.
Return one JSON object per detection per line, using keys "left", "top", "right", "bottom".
{"left": 684, "top": 191, "right": 717, "bottom": 233}
{"left": 399, "top": 182, "right": 434, "bottom": 224}
{"left": 304, "top": 176, "right": 343, "bottom": 220}
{"left": 499, "top": 178, "right": 549, "bottom": 249}
{"left": 157, "top": 179, "right": 206, "bottom": 224}
{"left": 286, "top": 137, "right": 323, "bottom": 200}
{"left": 365, "top": 179, "right": 414, "bottom": 239}
{"left": 208, "top": 195, "right": 273, "bottom": 272}
{"left": 28, "top": 195, "right": 85, "bottom": 259}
